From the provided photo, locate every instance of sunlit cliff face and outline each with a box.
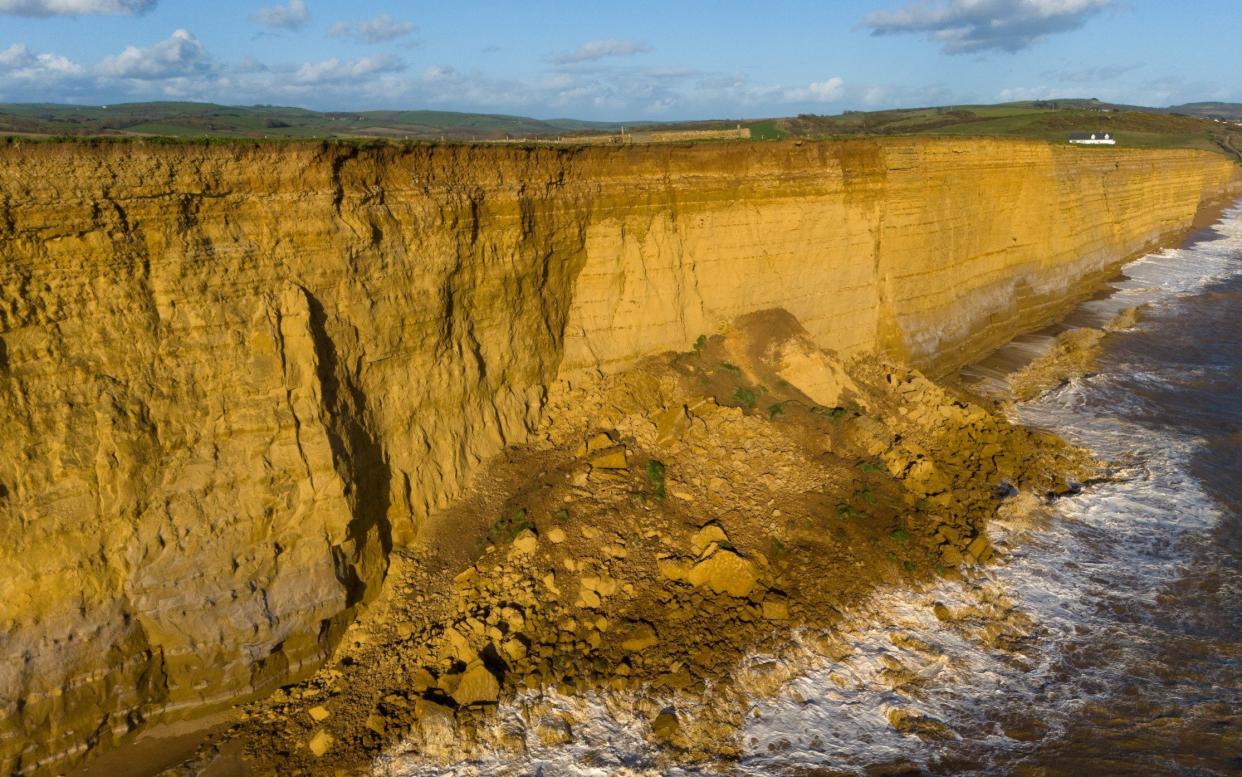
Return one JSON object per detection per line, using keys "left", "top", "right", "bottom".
{"left": 0, "top": 137, "right": 1234, "bottom": 775}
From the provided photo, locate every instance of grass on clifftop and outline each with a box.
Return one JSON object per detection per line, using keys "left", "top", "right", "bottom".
{"left": 1, "top": 100, "right": 1238, "bottom": 160}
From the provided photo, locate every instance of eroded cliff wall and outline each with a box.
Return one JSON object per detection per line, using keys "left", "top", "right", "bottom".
{"left": 0, "top": 139, "right": 1234, "bottom": 773}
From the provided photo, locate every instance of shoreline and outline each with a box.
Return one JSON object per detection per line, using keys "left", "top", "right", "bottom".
{"left": 168, "top": 311, "right": 1097, "bottom": 775}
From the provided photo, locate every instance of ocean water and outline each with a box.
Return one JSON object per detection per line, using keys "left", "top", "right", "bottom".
{"left": 375, "top": 206, "right": 1242, "bottom": 776}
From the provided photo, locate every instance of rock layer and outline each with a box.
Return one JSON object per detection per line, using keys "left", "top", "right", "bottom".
{"left": 0, "top": 138, "right": 1234, "bottom": 773}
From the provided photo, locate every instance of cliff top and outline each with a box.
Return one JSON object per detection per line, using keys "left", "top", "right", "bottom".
{"left": 2, "top": 101, "right": 1238, "bottom": 161}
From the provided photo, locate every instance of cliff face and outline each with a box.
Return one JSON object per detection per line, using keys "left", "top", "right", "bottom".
{"left": 0, "top": 138, "right": 1234, "bottom": 772}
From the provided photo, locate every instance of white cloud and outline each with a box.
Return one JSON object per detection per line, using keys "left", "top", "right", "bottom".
{"left": 864, "top": 0, "right": 1114, "bottom": 54}
{"left": 98, "top": 29, "right": 209, "bottom": 80}
{"left": 292, "top": 54, "right": 403, "bottom": 85}
{"left": 0, "top": 42, "right": 83, "bottom": 80}
{"left": 784, "top": 77, "right": 845, "bottom": 103}
{"left": 0, "top": 0, "right": 153, "bottom": 15}
{"left": 253, "top": 0, "right": 308, "bottom": 30}
{"left": 553, "top": 39, "right": 650, "bottom": 65}
{"left": 328, "top": 14, "right": 415, "bottom": 44}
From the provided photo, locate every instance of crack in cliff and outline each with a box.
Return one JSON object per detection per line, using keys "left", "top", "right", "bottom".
{"left": 329, "top": 145, "right": 361, "bottom": 217}
{"left": 300, "top": 286, "right": 392, "bottom": 606}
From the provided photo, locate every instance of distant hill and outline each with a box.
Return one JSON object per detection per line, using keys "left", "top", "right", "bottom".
{"left": 1166, "top": 102, "right": 1242, "bottom": 121}
{"left": 0, "top": 102, "right": 633, "bottom": 140}
{"left": 1, "top": 100, "right": 1237, "bottom": 162}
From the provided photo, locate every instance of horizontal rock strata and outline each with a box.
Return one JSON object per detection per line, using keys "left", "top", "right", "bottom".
{"left": 0, "top": 138, "right": 1235, "bottom": 774}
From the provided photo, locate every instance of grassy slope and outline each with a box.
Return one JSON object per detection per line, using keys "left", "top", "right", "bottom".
{"left": 778, "top": 103, "right": 1242, "bottom": 159}
{"left": 0, "top": 102, "right": 630, "bottom": 140}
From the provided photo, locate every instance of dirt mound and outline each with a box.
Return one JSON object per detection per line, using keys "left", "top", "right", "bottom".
{"left": 180, "top": 309, "right": 1096, "bottom": 774}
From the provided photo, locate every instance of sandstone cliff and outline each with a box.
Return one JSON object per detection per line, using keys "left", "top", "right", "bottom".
{"left": 0, "top": 138, "right": 1234, "bottom": 773}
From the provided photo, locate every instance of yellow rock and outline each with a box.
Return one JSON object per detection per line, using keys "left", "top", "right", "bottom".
{"left": 762, "top": 598, "right": 790, "bottom": 621}
{"left": 654, "top": 406, "right": 692, "bottom": 447}
{"left": 308, "top": 730, "right": 334, "bottom": 757}
{"left": 308, "top": 705, "right": 331, "bottom": 723}
{"left": 447, "top": 661, "right": 501, "bottom": 707}
{"left": 590, "top": 448, "right": 628, "bottom": 470}
{"left": 773, "top": 335, "right": 866, "bottom": 410}
{"left": 440, "top": 628, "right": 478, "bottom": 664}
{"left": 547, "top": 527, "right": 567, "bottom": 544}
{"left": 510, "top": 529, "right": 538, "bottom": 556}
{"left": 586, "top": 433, "right": 615, "bottom": 452}
{"left": 657, "top": 558, "right": 691, "bottom": 582}
{"left": 620, "top": 623, "right": 659, "bottom": 651}
{"left": 966, "top": 534, "right": 993, "bottom": 563}
{"left": 503, "top": 637, "right": 528, "bottom": 661}
{"left": 690, "top": 523, "right": 730, "bottom": 556}
{"left": 364, "top": 714, "right": 387, "bottom": 735}
{"left": 686, "top": 550, "right": 758, "bottom": 598}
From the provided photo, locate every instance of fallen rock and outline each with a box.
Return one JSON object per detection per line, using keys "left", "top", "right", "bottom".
{"left": 685, "top": 549, "right": 758, "bottom": 598}
{"left": 547, "top": 527, "right": 567, "bottom": 544}
{"left": 535, "top": 716, "right": 574, "bottom": 746}
{"left": 762, "top": 595, "right": 790, "bottom": 621}
{"left": 886, "top": 708, "right": 955, "bottom": 741}
{"left": 651, "top": 709, "right": 680, "bottom": 740}
{"left": 447, "top": 661, "right": 501, "bottom": 707}
{"left": 690, "top": 523, "right": 730, "bottom": 556}
{"left": 412, "top": 698, "right": 457, "bottom": 754}
{"left": 510, "top": 529, "right": 538, "bottom": 556}
{"left": 586, "top": 432, "right": 615, "bottom": 452}
{"left": 657, "top": 557, "right": 691, "bottom": 582}
{"left": 307, "top": 705, "right": 330, "bottom": 723}
{"left": 590, "top": 448, "right": 628, "bottom": 470}
{"left": 307, "top": 729, "right": 333, "bottom": 757}
{"left": 966, "top": 534, "right": 993, "bottom": 563}
{"left": 620, "top": 622, "right": 658, "bottom": 651}
{"left": 654, "top": 406, "right": 692, "bottom": 447}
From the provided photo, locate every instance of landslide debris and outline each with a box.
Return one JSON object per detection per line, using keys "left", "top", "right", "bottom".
{"left": 184, "top": 309, "right": 1095, "bottom": 774}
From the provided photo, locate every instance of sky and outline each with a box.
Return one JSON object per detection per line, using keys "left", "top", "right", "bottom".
{"left": 0, "top": 0, "right": 1238, "bottom": 120}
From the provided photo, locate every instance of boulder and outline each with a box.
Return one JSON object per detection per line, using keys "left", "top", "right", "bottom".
{"left": 654, "top": 406, "right": 693, "bottom": 447}
{"left": 651, "top": 709, "right": 680, "bottom": 740}
{"left": 690, "top": 523, "right": 730, "bottom": 556}
{"left": 966, "top": 534, "right": 993, "bottom": 563}
{"left": 686, "top": 549, "right": 758, "bottom": 598}
{"left": 590, "top": 448, "right": 628, "bottom": 470}
{"left": 620, "top": 623, "right": 658, "bottom": 651}
{"left": 510, "top": 528, "right": 538, "bottom": 556}
{"left": 586, "top": 432, "right": 615, "bottom": 452}
{"left": 447, "top": 661, "right": 501, "bottom": 706}
{"left": 762, "top": 596, "right": 790, "bottom": 621}
{"left": 307, "top": 729, "right": 333, "bottom": 757}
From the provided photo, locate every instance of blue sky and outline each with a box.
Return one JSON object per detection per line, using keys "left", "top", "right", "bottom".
{"left": 0, "top": 1, "right": 1238, "bottom": 119}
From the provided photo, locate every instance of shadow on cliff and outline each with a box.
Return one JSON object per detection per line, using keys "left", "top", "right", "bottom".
{"left": 303, "top": 289, "right": 393, "bottom": 606}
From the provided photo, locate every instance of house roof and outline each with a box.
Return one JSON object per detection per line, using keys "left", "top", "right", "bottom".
{"left": 1068, "top": 131, "right": 1112, "bottom": 139}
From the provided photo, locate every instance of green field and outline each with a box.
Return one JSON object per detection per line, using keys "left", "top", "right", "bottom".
{"left": 779, "top": 102, "right": 1239, "bottom": 155}
{"left": 0, "top": 102, "right": 632, "bottom": 141}
{"left": 0, "top": 100, "right": 1238, "bottom": 161}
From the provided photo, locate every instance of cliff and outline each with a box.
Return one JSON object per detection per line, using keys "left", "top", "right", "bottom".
{"left": 0, "top": 138, "right": 1234, "bottom": 773}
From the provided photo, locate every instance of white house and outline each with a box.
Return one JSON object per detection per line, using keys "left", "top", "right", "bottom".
{"left": 1068, "top": 131, "right": 1116, "bottom": 145}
